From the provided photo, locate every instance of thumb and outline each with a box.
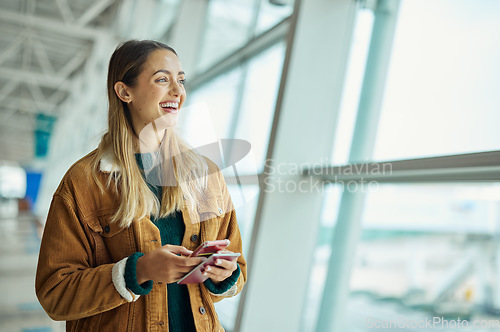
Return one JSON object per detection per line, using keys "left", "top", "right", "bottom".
{"left": 166, "top": 245, "right": 193, "bottom": 256}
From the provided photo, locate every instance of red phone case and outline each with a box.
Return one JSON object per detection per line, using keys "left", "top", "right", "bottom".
{"left": 189, "top": 239, "right": 230, "bottom": 257}
{"left": 177, "top": 253, "right": 240, "bottom": 285}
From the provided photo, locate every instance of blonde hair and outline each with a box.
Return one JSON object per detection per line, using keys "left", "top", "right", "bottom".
{"left": 91, "top": 40, "right": 208, "bottom": 228}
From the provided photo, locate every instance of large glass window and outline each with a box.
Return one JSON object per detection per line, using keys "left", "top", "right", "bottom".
{"left": 186, "top": 39, "right": 287, "bottom": 330}
{"left": 196, "top": 0, "right": 294, "bottom": 72}
{"left": 232, "top": 42, "right": 286, "bottom": 173}
{"left": 331, "top": 7, "right": 374, "bottom": 165}
{"left": 372, "top": 0, "right": 500, "bottom": 161}
{"left": 347, "top": 183, "right": 500, "bottom": 331}
{"left": 197, "top": 0, "right": 258, "bottom": 72}
{"left": 255, "top": 0, "right": 295, "bottom": 34}
{"left": 214, "top": 183, "right": 259, "bottom": 331}
{"left": 307, "top": 1, "right": 500, "bottom": 331}
{"left": 182, "top": 68, "right": 243, "bottom": 141}
{"left": 301, "top": 185, "right": 343, "bottom": 332}
{"left": 304, "top": 183, "right": 500, "bottom": 332}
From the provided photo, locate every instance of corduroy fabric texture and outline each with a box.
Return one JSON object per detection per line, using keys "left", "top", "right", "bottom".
{"left": 35, "top": 147, "right": 247, "bottom": 331}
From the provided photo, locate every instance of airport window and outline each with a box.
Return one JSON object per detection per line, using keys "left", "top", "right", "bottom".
{"left": 255, "top": 0, "right": 295, "bottom": 34}
{"left": 196, "top": 0, "right": 293, "bottom": 72}
{"left": 182, "top": 67, "right": 244, "bottom": 141}
{"left": 232, "top": 41, "right": 286, "bottom": 174}
{"left": 372, "top": 0, "right": 500, "bottom": 161}
{"left": 197, "top": 0, "right": 260, "bottom": 72}
{"left": 350, "top": 183, "right": 500, "bottom": 330}
{"left": 215, "top": 183, "right": 260, "bottom": 331}
{"left": 187, "top": 40, "right": 287, "bottom": 330}
{"left": 303, "top": 0, "right": 500, "bottom": 331}
{"left": 331, "top": 7, "right": 375, "bottom": 165}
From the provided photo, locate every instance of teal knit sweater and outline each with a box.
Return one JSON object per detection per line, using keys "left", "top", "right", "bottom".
{"left": 123, "top": 153, "right": 240, "bottom": 331}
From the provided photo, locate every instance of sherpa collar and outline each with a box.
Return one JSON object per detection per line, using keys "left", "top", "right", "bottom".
{"left": 99, "top": 149, "right": 119, "bottom": 174}
{"left": 98, "top": 149, "right": 155, "bottom": 174}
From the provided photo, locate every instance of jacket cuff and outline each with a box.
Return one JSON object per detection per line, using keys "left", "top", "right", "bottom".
{"left": 112, "top": 257, "right": 140, "bottom": 302}
{"left": 203, "top": 264, "right": 241, "bottom": 296}
{"left": 124, "top": 252, "right": 154, "bottom": 296}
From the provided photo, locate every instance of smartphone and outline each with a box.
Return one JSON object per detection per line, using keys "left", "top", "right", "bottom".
{"left": 189, "top": 239, "right": 230, "bottom": 257}
{"left": 177, "top": 252, "right": 241, "bottom": 284}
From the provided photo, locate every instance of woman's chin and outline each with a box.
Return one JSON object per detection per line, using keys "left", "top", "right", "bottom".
{"left": 152, "top": 114, "right": 178, "bottom": 128}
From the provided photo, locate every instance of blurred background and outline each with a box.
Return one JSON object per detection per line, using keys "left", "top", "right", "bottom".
{"left": 1, "top": 0, "right": 500, "bottom": 331}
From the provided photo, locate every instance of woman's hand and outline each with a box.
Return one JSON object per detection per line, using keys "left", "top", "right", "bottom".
{"left": 202, "top": 250, "right": 238, "bottom": 284}
{"left": 136, "top": 245, "right": 206, "bottom": 284}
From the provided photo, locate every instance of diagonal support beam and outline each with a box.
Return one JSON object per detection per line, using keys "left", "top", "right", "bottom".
{"left": 0, "top": 104, "right": 39, "bottom": 122}
{"left": 0, "top": 80, "right": 20, "bottom": 102}
{"left": 32, "top": 36, "right": 55, "bottom": 75}
{"left": 47, "top": 89, "right": 69, "bottom": 106}
{"left": 0, "top": 68, "right": 71, "bottom": 91}
{"left": 58, "top": 50, "right": 88, "bottom": 79}
{"left": 55, "top": 0, "right": 76, "bottom": 23}
{"left": 4, "top": 96, "right": 59, "bottom": 114}
{"left": 27, "top": 82, "right": 48, "bottom": 107}
{"left": 0, "top": 33, "right": 27, "bottom": 66}
{"left": 77, "top": 0, "right": 117, "bottom": 27}
{"left": 0, "top": 9, "right": 110, "bottom": 40}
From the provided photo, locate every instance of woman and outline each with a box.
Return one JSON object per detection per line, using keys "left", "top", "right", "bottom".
{"left": 35, "top": 40, "right": 247, "bottom": 331}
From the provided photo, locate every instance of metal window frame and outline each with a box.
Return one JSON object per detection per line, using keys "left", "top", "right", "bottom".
{"left": 303, "top": 150, "right": 500, "bottom": 183}
{"left": 186, "top": 16, "right": 290, "bottom": 90}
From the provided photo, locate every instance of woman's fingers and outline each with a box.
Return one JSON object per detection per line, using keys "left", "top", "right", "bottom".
{"left": 176, "top": 261, "right": 205, "bottom": 274}
{"left": 213, "top": 258, "right": 236, "bottom": 270}
{"left": 163, "top": 247, "right": 205, "bottom": 266}
{"left": 165, "top": 244, "right": 193, "bottom": 256}
{"left": 144, "top": 245, "right": 238, "bottom": 283}
{"left": 175, "top": 256, "right": 206, "bottom": 267}
{"left": 203, "top": 258, "right": 237, "bottom": 282}
{"left": 202, "top": 265, "right": 231, "bottom": 281}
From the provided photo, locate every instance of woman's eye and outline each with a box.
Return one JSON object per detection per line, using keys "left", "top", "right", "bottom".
{"left": 156, "top": 77, "right": 167, "bottom": 83}
{"left": 178, "top": 79, "right": 186, "bottom": 85}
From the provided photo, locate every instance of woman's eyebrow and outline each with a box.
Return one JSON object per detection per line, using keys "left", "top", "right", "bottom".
{"left": 152, "top": 69, "right": 185, "bottom": 76}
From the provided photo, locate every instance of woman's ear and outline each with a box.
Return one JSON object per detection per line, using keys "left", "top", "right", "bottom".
{"left": 114, "top": 81, "right": 132, "bottom": 103}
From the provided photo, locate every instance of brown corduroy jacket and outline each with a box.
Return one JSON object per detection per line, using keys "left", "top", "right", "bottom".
{"left": 35, "top": 148, "right": 247, "bottom": 331}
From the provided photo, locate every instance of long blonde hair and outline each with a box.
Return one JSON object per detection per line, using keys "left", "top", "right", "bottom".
{"left": 91, "top": 40, "right": 208, "bottom": 228}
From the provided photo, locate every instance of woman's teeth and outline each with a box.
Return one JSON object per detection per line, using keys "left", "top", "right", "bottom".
{"left": 160, "top": 102, "right": 179, "bottom": 109}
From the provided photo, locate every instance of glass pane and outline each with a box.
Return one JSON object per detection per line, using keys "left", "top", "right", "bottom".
{"left": 373, "top": 0, "right": 500, "bottom": 161}
{"left": 215, "top": 184, "right": 259, "bottom": 331}
{"left": 182, "top": 67, "right": 243, "bottom": 141}
{"left": 301, "top": 185, "right": 343, "bottom": 332}
{"left": 153, "top": 0, "right": 181, "bottom": 39}
{"left": 349, "top": 183, "right": 500, "bottom": 330}
{"left": 227, "top": 184, "right": 259, "bottom": 255}
{"left": 255, "top": 0, "right": 294, "bottom": 34}
{"left": 309, "top": 182, "right": 500, "bottom": 331}
{"left": 232, "top": 42, "right": 286, "bottom": 174}
{"left": 331, "top": 8, "right": 374, "bottom": 165}
{"left": 197, "top": 0, "right": 258, "bottom": 72}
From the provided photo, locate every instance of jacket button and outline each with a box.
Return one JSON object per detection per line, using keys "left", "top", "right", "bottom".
{"left": 104, "top": 225, "right": 111, "bottom": 233}
{"left": 199, "top": 306, "right": 206, "bottom": 315}
{"left": 191, "top": 234, "right": 199, "bottom": 242}
{"left": 218, "top": 207, "right": 223, "bottom": 214}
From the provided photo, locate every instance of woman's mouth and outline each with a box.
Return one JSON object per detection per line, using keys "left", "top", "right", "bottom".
{"left": 160, "top": 101, "right": 179, "bottom": 114}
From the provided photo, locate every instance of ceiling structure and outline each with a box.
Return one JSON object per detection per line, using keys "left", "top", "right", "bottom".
{"left": 0, "top": 0, "right": 287, "bottom": 165}
{"left": 0, "top": 0, "right": 121, "bottom": 164}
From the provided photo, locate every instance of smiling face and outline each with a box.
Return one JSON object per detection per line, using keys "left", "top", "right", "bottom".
{"left": 114, "top": 49, "right": 186, "bottom": 139}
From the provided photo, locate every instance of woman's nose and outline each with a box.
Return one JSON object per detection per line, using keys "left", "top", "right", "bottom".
{"left": 170, "top": 83, "right": 181, "bottom": 96}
